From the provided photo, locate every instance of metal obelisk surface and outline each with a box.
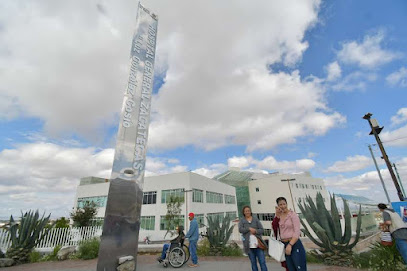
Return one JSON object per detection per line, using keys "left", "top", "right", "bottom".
{"left": 97, "top": 3, "right": 157, "bottom": 271}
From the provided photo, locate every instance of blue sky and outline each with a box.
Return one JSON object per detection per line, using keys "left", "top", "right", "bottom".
{"left": 1, "top": 0, "right": 407, "bottom": 219}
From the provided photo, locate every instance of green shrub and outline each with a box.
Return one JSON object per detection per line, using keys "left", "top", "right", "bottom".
{"left": 41, "top": 245, "right": 62, "bottom": 261}
{"left": 197, "top": 238, "right": 210, "bottom": 256}
{"left": 29, "top": 251, "right": 41, "bottom": 263}
{"left": 306, "top": 251, "right": 324, "bottom": 264}
{"left": 352, "top": 241, "right": 407, "bottom": 271}
{"left": 221, "top": 242, "right": 243, "bottom": 256}
{"left": 78, "top": 238, "right": 100, "bottom": 260}
{"left": 352, "top": 251, "right": 371, "bottom": 269}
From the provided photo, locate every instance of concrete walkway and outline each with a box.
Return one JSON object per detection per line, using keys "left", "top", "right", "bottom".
{"left": 2, "top": 255, "right": 359, "bottom": 271}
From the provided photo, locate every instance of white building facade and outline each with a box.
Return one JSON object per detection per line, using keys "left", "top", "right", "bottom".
{"left": 74, "top": 172, "right": 238, "bottom": 241}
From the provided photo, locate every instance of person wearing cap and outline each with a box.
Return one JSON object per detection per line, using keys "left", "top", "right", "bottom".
{"left": 378, "top": 203, "right": 407, "bottom": 265}
{"left": 185, "top": 212, "right": 199, "bottom": 267}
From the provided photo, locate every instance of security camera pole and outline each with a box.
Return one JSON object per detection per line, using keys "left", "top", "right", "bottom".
{"left": 363, "top": 113, "right": 404, "bottom": 201}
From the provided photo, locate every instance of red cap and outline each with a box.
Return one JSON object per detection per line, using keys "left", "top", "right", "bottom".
{"left": 188, "top": 212, "right": 195, "bottom": 218}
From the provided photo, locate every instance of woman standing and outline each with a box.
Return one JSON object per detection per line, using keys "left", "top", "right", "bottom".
{"left": 274, "top": 197, "right": 306, "bottom": 271}
{"left": 239, "top": 206, "right": 268, "bottom": 271}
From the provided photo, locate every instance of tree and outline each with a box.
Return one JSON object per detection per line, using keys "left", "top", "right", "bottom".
{"left": 54, "top": 217, "right": 70, "bottom": 228}
{"left": 70, "top": 202, "right": 97, "bottom": 227}
{"left": 164, "top": 195, "right": 183, "bottom": 238}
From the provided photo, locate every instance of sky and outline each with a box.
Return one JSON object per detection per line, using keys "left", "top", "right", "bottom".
{"left": 1, "top": 0, "right": 407, "bottom": 219}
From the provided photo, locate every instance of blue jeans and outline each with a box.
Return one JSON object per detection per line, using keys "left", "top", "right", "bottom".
{"left": 161, "top": 243, "right": 170, "bottom": 259}
{"left": 395, "top": 238, "right": 407, "bottom": 265}
{"left": 248, "top": 248, "right": 268, "bottom": 271}
{"left": 283, "top": 240, "right": 307, "bottom": 271}
{"left": 189, "top": 240, "right": 198, "bottom": 264}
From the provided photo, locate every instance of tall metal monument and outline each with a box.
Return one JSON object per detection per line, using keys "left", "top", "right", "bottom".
{"left": 97, "top": 3, "right": 157, "bottom": 270}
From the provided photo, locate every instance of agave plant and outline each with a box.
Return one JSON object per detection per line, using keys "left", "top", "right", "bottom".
{"left": 298, "top": 193, "right": 362, "bottom": 266}
{"left": 6, "top": 210, "right": 51, "bottom": 264}
{"left": 205, "top": 215, "right": 234, "bottom": 255}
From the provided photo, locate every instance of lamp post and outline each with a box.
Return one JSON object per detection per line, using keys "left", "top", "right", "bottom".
{"left": 281, "top": 178, "right": 296, "bottom": 212}
{"left": 363, "top": 113, "right": 404, "bottom": 201}
{"left": 184, "top": 189, "right": 193, "bottom": 232}
{"left": 368, "top": 144, "right": 391, "bottom": 204}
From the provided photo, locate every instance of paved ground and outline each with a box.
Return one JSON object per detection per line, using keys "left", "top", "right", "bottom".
{"left": 2, "top": 255, "right": 359, "bottom": 271}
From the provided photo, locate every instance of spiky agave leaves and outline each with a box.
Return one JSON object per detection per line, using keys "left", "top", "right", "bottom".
{"left": 6, "top": 210, "right": 51, "bottom": 263}
{"left": 299, "top": 193, "right": 362, "bottom": 253}
{"left": 206, "top": 215, "right": 234, "bottom": 249}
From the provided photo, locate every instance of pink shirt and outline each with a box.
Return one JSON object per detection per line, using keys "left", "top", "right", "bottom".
{"left": 278, "top": 210, "right": 301, "bottom": 240}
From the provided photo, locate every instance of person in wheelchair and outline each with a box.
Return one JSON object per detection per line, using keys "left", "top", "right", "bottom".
{"left": 157, "top": 225, "right": 185, "bottom": 263}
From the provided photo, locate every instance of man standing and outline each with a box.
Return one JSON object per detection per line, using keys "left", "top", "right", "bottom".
{"left": 185, "top": 212, "right": 199, "bottom": 267}
{"left": 378, "top": 203, "right": 407, "bottom": 265}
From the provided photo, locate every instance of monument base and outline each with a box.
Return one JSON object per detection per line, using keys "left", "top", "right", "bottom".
{"left": 97, "top": 178, "right": 143, "bottom": 271}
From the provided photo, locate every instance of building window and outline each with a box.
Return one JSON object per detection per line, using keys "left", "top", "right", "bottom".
{"left": 263, "top": 229, "right": 272, "bottom": 237}
{"left": 301, "top": 184, "right": 305, "bottom": 189}
{"left": 296, "top": 184, "right": 299, "bottom": 188}
{"left": 255, "top": 187, "right": 260, "bottom": 192}
{"left": 207, "top": 212, "right": 224, "bottom": 222}
{"left": 160, "top": 215, "right": 184, "bottom": 231}
{"left": 258, "top": 200, "right": 262, "bottom": 204}
{"left": 161, "top": 189, "right": 184, "bottom": 203}
{"left": 195, "top": 214, "right": 205, "bottom": 227}
{"left": 305, "top": 184, "right": 309, "bottom": 189}
{"left": 206, "top": 191, "right": 223, "bottom": 203}
{"left": 143, "top": 191, "right": 157, "bottom": 204}
{"left": 192, "top": 189, "right": 203, "bottom": 203}
{"left": 256, "top": 213, "right": 274, "bottom": 221}
{"left": 77, "top": 196, "right": 107, "bottom": 208}
{"left": 225, "top": 195, "right": 236, "bottom": 204}
{"left": 226, "top": 211, "right": 237, "bottom": 220}
{"left": 140, "top": 216, "right": 155, "bottom": 230}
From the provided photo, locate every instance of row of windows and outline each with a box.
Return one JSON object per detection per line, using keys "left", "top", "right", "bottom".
{"left": 77, "top": 196, "right": 107, "bottom": 208}
{"left": 140, "top": 212, "right": 238, "bottom": 231}
{"left": 256, "top": 213, "right": 274, "bottom": 221}
{"left": 255, "top": 184, "right": 324, "bottom": 192}
{"left": 206, "top": 191, "right": 223, "bottom": 203}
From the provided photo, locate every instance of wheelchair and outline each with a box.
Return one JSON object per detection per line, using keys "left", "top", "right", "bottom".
{"left": 162, "top": 240, "right": 190, "bottom": 268}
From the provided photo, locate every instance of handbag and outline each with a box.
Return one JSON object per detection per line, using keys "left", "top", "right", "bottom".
{"left": 380, "top": 231, "right": 393, "bottom": 246}
{"left": 256, "top": 236, "right": 267, "bottom": 250}
{"left": 268, "top": 229, "right": 286, "bottom": 262}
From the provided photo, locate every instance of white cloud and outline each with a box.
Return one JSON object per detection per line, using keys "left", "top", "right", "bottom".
{"left": 391, "top": 108, "right": 407, "bottom": 126}
{"left": 0, "top": 141, "right": 188, "bottom": 218}
{"left": 193, "top": 163, "right": 228, "bottom": 179}
{"left": 337, "top": 30, "right": 400, "bottom": 69}
{"left": 381, "top": 125, "right": 407, "bottom": 147}
{"left": 227, "top": 155, "right": 315, "bottom": 173}
{"left": 0, "top": 0, "right": 344, "bottom": 152}
{"left": 386, "top": 67, "right": 407, "bottom": 87}
{"left": 325, "top": 61, "right": 342, "bottom": 81}
{"left": 331, "top": 71, "right": 377, "bottom": 92}
{"left": 326, "top": 155, "right": 372, "bottom": 173}
{"left": 324, "top": 161, "right": 405, "bottom": 203}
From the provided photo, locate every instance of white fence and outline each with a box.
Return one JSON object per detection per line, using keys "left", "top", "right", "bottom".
{"left": 0, "top": 226, "right": 102, "bottom": 252}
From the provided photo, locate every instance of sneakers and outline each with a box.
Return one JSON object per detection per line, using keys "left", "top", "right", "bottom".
{"left": 156, "top": 256, "right": 163, "bottom": 263}
{"left": 188, "top": 264, "right": 198, "bottom": 267}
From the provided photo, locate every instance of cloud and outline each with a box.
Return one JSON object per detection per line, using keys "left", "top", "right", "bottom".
{"left": 391, "top": 108, "right": 407, "bottom": 126}
{"left": 0, "top": 141, "right": 188, "bottom": 218}
{"left": 227, "top": 155, "right": 315, "bottom": 173}
{"left": 193, "top": 163, "right": 228, "bottom": 179}
{"left": 381, "top": 125, "right": 407, "bottom": 147}
{"left": 0, "top": 0, "right": 344, "bottom": 152}
{"left": 386, "top": 67, "right": 407, "bottom": 87}
{"left": 337, "top": 30, "right": 400, "bottom": 69}
{"left": 331, "top": 71, "right": 377, "bottom": 92}
{"left": 326, "top": 155, "right": 372, "bottom": 173}
{"left": 325, "top": 61, "right": 342, "bottom": 81}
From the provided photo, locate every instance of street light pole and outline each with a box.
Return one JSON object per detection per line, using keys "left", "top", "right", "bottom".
{"left": 184, "top": 189, "right": 193, "bottom": 232}
{"left": 281, "top": 178, "right": 296, "bottom": 212}
{"left": 363, "top": 113, "right": 404, "bottom": 201}
{"left": 368, "top": 144, "right": 391, "bottom": 204}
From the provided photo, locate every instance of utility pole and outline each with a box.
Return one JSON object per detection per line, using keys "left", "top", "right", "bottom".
{"left": 393, "top": 163, "right": 406, "bottom": 197}
{"left": 363, "top": 113, "right": 404, "bottom": 201}
{"left": 281, "top": 178, "right": 296, "bottom": 212}
{"left": 368, "top": 144, "right": 391, "bottom": 203}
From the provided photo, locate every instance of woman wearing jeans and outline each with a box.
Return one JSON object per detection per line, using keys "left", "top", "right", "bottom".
{"left": 239, "top": 206, "right": 268, "bottom": 271}
{"left": 275, "top": 197, "right": 307, "bottom": 271}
